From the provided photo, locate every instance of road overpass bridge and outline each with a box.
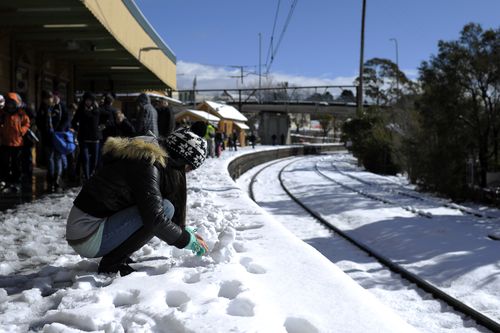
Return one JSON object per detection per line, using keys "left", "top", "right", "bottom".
{"left": 231, "top": 101, "right": 357, "bottom": 120}
{"left": 178, "top": 85, "right": 361, "bottom": 120}
{"left": 177, "top": 85, "right": 363, "bottom": 144}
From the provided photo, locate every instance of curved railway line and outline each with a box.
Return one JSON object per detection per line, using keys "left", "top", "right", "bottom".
{"left": 326, "top": 161, "right": 499, "bottom": 220}
{"left": 248, "top": 156, "right": 500, "bottom": 333}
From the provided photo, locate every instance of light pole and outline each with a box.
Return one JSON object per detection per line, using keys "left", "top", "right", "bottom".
{"left": 389, "top": 38, "right": 399, "bottom": 100}
{"left": 258, "top": 32, "right": 262, "bottom": 103}
{"left": 357, "top": 0, "right": 367, "bottom": 115}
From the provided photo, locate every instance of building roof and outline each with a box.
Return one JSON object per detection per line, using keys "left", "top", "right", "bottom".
{"left": 201, "top": 101, "right": 248, "bottom": 122}
{"left": 116, "top": 92, "right": 183, "bottom": 105}
{"left": 175, "top": 109, "right": 220, "bottom": 124}
{"left": 234, "top": 122, "right": 250, "bottom": 130}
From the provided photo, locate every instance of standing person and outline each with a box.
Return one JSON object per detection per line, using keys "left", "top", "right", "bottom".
{"left": 155, "top": 99, "right": 175, "bottom": 137}
{"left": 53, "top": 92, "right": 71, "bottom": 188}
{"left": 37, "top": 90, "right": 70, "bottom": 192}
{"left": 66, "top": 127, "right": 209, "bottom": 275}
{"left": 99, "top": 93, "right": 117, "bottom": 142}
{"left": 114, "top": 109, "right": 136, "bottom": 138}
{"left": 0, "top": 93, "right": 30, "bottom": 193}
{"left": 249, "top": 131, "right": 256, "bottom": 149}
{"left": 65, "top": 102, "right": 79, "bottom": 186}
{"left": 271, "top": 133, "right": 277, "bottom": 146}
{"left": 231, "top": 130, "right": 238, "bottom": 151}
{"left": 72, "top": 92, "right": 100, "bottom": 182}
{"left": 214, "top": 130, "right": 223, "bottom": 157}
{"left": 221, "top": 131, "right": 226, "bottom": 151}
{"left": 134, "top": 93, "right": 158, "bottom": 137}
{"left": 204, "top": 123, "right": 215, "bottom": 158}
{"left": 20, "top": 99, "right": 37, "bottom": 187}
{"left": 227, "top": 134, "right": 233, "bottom": 151}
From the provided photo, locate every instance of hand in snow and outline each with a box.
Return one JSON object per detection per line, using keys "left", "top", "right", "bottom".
{"left": 185, "top": 227, "right": 209, "bottom": 256}
{"left": 195, "top": 233, "right": 209, "bottom": 254}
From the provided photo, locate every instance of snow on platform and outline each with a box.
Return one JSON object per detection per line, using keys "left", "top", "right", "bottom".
{"left": 0, "top": 146, "right": 418, "bottom": 332}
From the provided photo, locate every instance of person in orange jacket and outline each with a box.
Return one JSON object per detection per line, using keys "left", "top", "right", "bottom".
{"left": 0, "top": 92, "right": 30, "bottom": 192}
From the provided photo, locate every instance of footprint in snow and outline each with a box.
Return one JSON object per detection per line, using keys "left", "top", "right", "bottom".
{"left": 232, "top": 241, "right": 247, "bottom": 253}
{"left": 234, "top": 223, "right": 264, "bottom": 231}
{"left": 113, "top": 289, "right": 140, "bottom": 307}
{"left": 218, "top": 280, "right": 245, "bottom": 300}
{"left": 166, "top": 290, "right": 190, "bottom": 311}
{"left": 183, "top": 271, "right": 201, "bottom": 284}
{"left": 284, "top": 317, "right": 319, "bottom": 333}
{"left": 240, "top": 257, "right": 266, "bottom": 274}
{"left": 226, "top": 297, "right": 255, "bottom": 317}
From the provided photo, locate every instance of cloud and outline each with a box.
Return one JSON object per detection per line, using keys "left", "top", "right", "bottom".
{"left": 402, "top": 68, "right": 419, "bottom": 79}
{"left": 176, "top": 60, "right": 358, "bottom": 91}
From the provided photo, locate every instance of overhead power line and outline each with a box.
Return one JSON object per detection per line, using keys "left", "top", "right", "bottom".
{"left": 265, "top": 0, "right": 282, "bottom": 69}
{"left": 266, "top": 0, "right": 299, "bottom": 74}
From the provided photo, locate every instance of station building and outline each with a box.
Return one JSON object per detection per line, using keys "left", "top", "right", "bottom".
{"left": 0, "top": 0, "right": 176, "bottom": 106}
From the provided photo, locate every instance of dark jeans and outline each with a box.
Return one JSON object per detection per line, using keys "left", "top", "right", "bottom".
{"left": 0, "top": 145, "right": 22, "bottom": 184}
{"left": 44, "top": 146, "right": 63, "bottom": 182}
{"left": 21, "top": 145, "right": 33, "bottom": 180}
{"left": 80, "top": 141, "right": 100, "bottom": 180}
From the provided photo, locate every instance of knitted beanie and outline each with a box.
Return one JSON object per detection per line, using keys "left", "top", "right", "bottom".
{"left": 165, "top": 127, "right": 207, "bottom": 169}
{"left": 6, "top": 92, "right": 22, "bottom": 107}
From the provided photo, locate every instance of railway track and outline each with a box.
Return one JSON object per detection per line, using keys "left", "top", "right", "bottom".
{"left": 327, "top": 161, "right": 499, "bottom": 220}
{"left": 248, "top": 156, "right": 500, "bottom": 333}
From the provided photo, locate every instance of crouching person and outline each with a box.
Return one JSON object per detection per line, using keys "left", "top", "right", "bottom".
{"left": 66, "top": 127, "right": 209, "bottom": 276}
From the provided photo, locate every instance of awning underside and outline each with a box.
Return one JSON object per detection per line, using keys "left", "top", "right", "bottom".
{"left": 0, "top": 0, "right": 172, "bottom": 92}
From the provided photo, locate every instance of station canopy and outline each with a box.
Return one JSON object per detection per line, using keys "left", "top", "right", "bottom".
{"left": 0, "top": 0, "right": 177, "bottom": 92}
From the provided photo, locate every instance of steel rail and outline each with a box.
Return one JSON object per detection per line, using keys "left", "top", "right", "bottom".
{"left": 271, "top": 157, "right": 500, "bottom": 333}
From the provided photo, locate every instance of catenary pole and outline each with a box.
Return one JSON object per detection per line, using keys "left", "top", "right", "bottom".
{"left": 389, "top": 38, "right": 399, "bottom": 100}
{"left": 259, "top": 32, "right": 262, "bottom": 103}
{"left": 357, "top": 0, "right": 367, "bottom": 115}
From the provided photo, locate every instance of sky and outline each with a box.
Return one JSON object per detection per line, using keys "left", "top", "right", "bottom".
{"left": 134, "top": 0, "right": 500, "bottom": 90}
{"left": 1, "top": 147, "right": 498, "bottom": 332}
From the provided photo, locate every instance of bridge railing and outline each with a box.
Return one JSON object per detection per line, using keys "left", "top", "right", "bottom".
{"left": 176, "top": 85, "right": 359, "bottom": 107}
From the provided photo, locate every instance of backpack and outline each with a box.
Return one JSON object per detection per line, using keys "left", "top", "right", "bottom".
{"left": 53, "top": 131, "right": 77, "bottom": 154}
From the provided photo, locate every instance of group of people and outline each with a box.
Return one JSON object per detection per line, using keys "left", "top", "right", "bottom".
{"left": 202, "top": 126, "right": 244, "bottom": 158}
{"left": 0, "top": 91, "right": 175, "bottom": 194}
{"left": 1, "top": 89, "right": 212, "bottom": 276}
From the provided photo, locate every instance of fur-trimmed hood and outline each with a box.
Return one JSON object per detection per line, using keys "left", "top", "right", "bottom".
{"left": 102, "top": 136, "right": 168, "bottom": 167}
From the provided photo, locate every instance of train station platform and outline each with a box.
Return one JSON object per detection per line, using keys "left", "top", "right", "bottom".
{"left": 0, "top": 144, "right": 423, "bottom": 332}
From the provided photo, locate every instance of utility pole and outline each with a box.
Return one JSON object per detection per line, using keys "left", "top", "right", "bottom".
{"left": 229, "top": 65, "right": 245, "bottom": 87}
{"left": 357, "top": 0, "right": 367, "bottom": 115}
{"left": 192, "top": 75, "right": 197, "bottom": 109}
{"left": 389, "top": 38, "right": 399, "bottom": 101}
{"left": 259, "top": 32, "right": 262, "bottom": 103}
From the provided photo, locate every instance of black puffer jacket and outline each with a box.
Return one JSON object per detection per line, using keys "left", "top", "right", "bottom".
{"left": 73, "top": 136, "right": 190, "bottom": 248}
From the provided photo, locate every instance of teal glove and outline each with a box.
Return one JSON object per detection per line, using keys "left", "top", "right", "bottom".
{"left": 185, "top": 227, "right": 206, "bottom": 256}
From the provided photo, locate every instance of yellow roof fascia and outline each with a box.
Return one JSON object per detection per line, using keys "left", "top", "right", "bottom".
{"left": 82, "top": 0, "right": 176, "bottom": 90}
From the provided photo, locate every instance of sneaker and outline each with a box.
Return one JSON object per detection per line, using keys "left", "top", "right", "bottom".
{"left": 125, "top": 257, "right": 136, "bottom": 264}
{"left": 98, "top": 260, "right": 136, "bottom": 276}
